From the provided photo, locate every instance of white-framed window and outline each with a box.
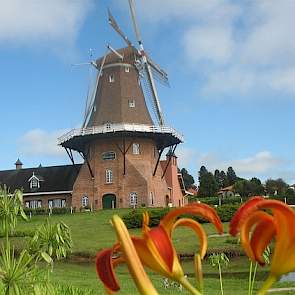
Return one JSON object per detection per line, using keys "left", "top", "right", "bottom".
{"left": 81, "top": 196, "right": 89, "bottom": 207}
{"left": 132, "top": 143, "right": 140, "bottom": 155}
{"left": 102, "top": 151, "right": 116, "bottom": 160}
{"left": 26, "top": 200, "right": 42, "bottom": 209}
{"left": 130, "top": 192, "right": 138, "bottom": 207}
{"left": 48, "top": 199, "right": 66, "bottom": 208}
{"left": 105, "top": 169, "right": 113, "bottom": 184}
{"left": 30, "top": 178, "right": 39, "bottom": 189}
{"left": 109, "top": 74, "right": 115, "bottom": 83}
{"left": 150, "top": 192, "right": 154, "bottom": 206}
{"left": 128, "top": 99, "right": 135, "bottom": 108}
{"left": 125, "top": 66, "right": 130, "bottom": 73}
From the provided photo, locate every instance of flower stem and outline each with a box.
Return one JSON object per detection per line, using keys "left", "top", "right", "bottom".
{"left": 218, "top": 262, "right": 224, "bottom": 295}
{"left": 250, "top": 263, "right": 258, "bottom": 295}
{"left": 257, "top": 274, "right": 277, "bottom": 295}
{"left": 248, "top": 261, "right": 252, "bottom": 295}
{"left": 179, "top": 276, "right": 202, "bottom": 295}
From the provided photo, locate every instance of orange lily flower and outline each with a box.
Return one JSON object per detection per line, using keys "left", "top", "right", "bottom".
{"left": 96, "top": 203, "right": 223, "bottom": 294}
{"left": 230, "top": 197, "right": 295, "bottom": 294}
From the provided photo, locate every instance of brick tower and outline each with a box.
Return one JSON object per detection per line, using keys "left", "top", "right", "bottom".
{"left": 58, "top": 3, "right": 183, "bottom": 209}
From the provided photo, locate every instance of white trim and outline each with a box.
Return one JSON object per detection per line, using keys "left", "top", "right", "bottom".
{"left": 102, "top": 63, "right": 133, "bottom": 70}
{"left": 58, "top": 123, "right": 184, "bottom": 144}
{"left": 22, "top": 190, "right": 72, "bottom": 197}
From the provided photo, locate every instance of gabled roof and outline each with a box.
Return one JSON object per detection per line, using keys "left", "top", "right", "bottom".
{"left": 0, "top": 164, "right": 82, "bottom": 194}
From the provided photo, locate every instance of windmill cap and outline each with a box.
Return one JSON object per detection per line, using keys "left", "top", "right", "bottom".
{"left": 15, "top": 158, "right": 23, "bottom": 165}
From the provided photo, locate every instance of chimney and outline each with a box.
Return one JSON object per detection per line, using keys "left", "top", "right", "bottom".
{"left": 15, "top": 159, "right": 23, "bottom": 170}
{"left": 166, "top": 150, "right": 178, "bottom": 166}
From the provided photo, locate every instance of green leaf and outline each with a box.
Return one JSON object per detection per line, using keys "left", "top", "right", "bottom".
{"left": 41, "top": 252, "right": 52, "bottom": 264}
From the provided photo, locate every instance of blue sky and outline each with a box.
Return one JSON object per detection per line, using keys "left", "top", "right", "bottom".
{"left": 0, "top": 0, "right": 294, "bottom": 184}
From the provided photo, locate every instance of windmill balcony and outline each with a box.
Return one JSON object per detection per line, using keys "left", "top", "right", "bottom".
{"left": 58, "top": 123, "right": 184, "bottom": 152}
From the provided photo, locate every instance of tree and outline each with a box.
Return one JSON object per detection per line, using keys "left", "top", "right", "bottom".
{"left": 265, "top": 178, "right": 288, "bottom": 196}
{"left": 226, "top": 167, "right": 237, "bottom": 186}
{"left": 234, "top": 178, "right": 265, "bottom": 198}
{"left": 233, "top": 180, "right": 252, "bottom": 198}
{"left": 181, "top": 168, "right": 195, "bottom": 189}
{"left": 214, "top": 169, "right": 223, "bottom": 189}
{"left": 219, "top": 170, "right": 227, "bottom": 188}
{"left": 198, "top": 166, "right": 208, "bottom": 183}
{"left": 198, "top": 167, "right": 218, "bottom": 197}
{"left": 249, "top": 177, "right": 265, "bottom": 195}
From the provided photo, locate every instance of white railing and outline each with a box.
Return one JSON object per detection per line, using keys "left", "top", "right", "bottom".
{"left": 58, "top": 123, "right": 184, "bottom": 144}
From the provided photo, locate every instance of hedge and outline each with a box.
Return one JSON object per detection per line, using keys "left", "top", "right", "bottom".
{"left": 188, "top": 196, "right": 242, "bottom": 206}
{"left": 24, "top": 207, "right": 76, "bottom": 216}
{"left": 121, "top": 204, "right": 240, "bottom": 229}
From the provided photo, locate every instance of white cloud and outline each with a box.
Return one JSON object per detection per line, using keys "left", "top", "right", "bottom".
{"left": 19, "top": 128, "right": 68, "bottom": 157}
{"left": 126, "top": 0, "right": 295, "bottom": 98}
{"left": 184, "top": 25, "right": 234, "bottom": 65}
{"left": 0, "top": 0, "right": 92, "bottom": 48}
{"left": 197, "top": 150, "right": 285, "bottom": 180}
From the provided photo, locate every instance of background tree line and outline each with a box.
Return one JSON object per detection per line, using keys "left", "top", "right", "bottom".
{"left": 181, "top": 165, "right": 295, "bottom": 199}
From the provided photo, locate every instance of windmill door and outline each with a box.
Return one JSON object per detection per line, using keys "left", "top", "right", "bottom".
{"left": 102, "top": 194, "right": 116, "bottom": 209}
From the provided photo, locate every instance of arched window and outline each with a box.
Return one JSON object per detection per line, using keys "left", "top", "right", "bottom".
{"left": 132, "top": 143, "right": 140, "bottom": 155}
{"left": 130, "top": 192, "right": 138, "bottom": 207}
{"left": 105, "top": 169, "right": 113, "bottom": 184}
{"left": 81, "top": 196, "right": 89, "bottom": 207}
{"left": 102, "top": 151, "right": 116, "bottom": 160}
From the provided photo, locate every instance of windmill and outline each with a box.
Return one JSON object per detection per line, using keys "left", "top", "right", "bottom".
{"left": 58, "top": 0, "right": 183, "bottom": 210}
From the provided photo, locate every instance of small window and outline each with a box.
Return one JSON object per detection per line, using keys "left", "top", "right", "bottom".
{"left": 150, "top": 192, "right": 154, "bottom": 206}
{"left": 105, "top": 122, "right": 112, "bottom": 131}
{"left": 132, "top": 143, "right": 140, "bottom": 155}
{"left": 30, "top": 178, "right": 39, "bottom": 189}
{"left": 27, "top": 200, "right": 42, "bottom": 209}
{"left": 109, "top": 74, "right": 115, "bottom": 83}
{"left": 105, "top": 169, "right": 113, "bottom": 184}
{"left": 128, "top": 99, "right": 135, "bottom": 108}
{"left": 81, "top": 196, "right": 89, "bottom": 207}
{"left": 130, "top": 192, "right": 138, "bottom": 207}
{"left": 125, "top": 66, "right": 130, "bottom": 73}
{"left": 102, "top": 151, "right": 116, "bottom": 160}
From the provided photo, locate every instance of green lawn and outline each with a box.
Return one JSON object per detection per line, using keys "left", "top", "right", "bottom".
{"left": 11, "top": 209, "right": 295, "bottom": 294}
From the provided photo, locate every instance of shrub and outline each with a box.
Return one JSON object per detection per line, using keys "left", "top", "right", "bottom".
{"left": 122, "top": 204, "right": 240, "bottom": 229}
{"left": 122, "top": 208, "right": 171, "bottom": 229}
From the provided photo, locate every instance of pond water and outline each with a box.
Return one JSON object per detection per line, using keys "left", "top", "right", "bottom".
{"left": 280, "top": 273, "right": 295, "bottom": 282}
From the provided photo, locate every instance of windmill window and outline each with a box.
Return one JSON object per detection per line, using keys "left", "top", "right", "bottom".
{"left": 109, "top": 74, "right": 115, "bottom": 83}
{"left": 128, "top": 99, "right": 135, "bottom": 108}
{"left": 130, "top": 192, "right": 138, "bottom": 207}
{"left": 125, "top": 66, "right": 130, "bottom": 73}
{"left": 105, "top": 169, "right": 113, "bottom": 184}
{"left": 150, "top": 192, "right": 154, "bottom": 206}
{"left": 81, "top": 196, "right": 89, "bottom": 207}
{"left": 105, "top": 122, "right": 112, "bottom": 131}
{"left": 132, "top": 143, "right": 140, "bottom": 155}
{"left": 102, "top": 151, "right": 116, "bottom": 160}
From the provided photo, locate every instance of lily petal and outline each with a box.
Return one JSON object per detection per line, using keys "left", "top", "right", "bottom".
{"left": 240, "top": 211, "right": 273, "bottom": 263}
{"left": 145, "top": 225, "right": 175, "bottom": 272}
{"left": 112, "top": 215, "right": 159, "bottom": 295}
{"left": 172, "top": 218, "right": 207, "bottom": 258}
{"left": 160, "top": 203, "right": 223, "bottom": 236}
{"left": 230, "top": 196, "right": 264, "bottom": 236}
{"left": 250, "top": 217, "right": 275, "bottom": 265}
{"left": 96, "top": 248, "right": 120, "bottom": 292}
